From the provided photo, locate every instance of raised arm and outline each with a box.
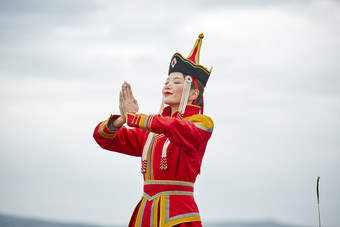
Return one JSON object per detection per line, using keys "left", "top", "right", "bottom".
{"left": 125, "top": 112, "right": 214, "bottom": 154}
{"left": 93, "top": 115, "right": 147, "bottom": 157}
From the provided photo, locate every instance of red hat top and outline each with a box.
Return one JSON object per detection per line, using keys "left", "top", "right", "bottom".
{"left": 168, "top": 33, "right": 212, "bottom": 87}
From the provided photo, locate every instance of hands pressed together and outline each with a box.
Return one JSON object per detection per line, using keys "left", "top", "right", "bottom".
{"left": 111, "top": 81, "right": 139, "bottom": 128}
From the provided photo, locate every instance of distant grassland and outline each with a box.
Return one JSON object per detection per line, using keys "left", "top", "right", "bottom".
{"left": 0, "top": 213, "right": 315, "bottom": 227}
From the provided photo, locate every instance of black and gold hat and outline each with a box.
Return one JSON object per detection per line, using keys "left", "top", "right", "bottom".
{"left": 168, "top": 33, "right": 212, "bottom": 87}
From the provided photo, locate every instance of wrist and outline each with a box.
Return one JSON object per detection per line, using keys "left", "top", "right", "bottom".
{"left": 112, "top": 116, "right": 125, "bottom": 128}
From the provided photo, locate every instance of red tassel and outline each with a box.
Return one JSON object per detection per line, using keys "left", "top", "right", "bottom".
{"left": 192, "top": 77, "right": 199, "bottom": 105}
{"left": 141, "top": 160, "right": 147, "bottom": 174}
{"left": 176, "top": 112, "right": 184, "bottom": 120}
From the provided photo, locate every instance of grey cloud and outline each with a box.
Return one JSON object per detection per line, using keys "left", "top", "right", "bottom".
{"left": 1, "top": 0, "right": 340, "bottom": 225}
{"left": 0, "top": 0, "right": 100, "bottom": 14}
{"left": 196, "top": 0, "right": 338, "bottom": 8}
{"left": 0, "top": 0, "right": 186, "bottom": 79}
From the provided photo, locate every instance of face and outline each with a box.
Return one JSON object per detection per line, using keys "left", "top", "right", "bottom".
{"left": 162, "top": 72, "right": 185, "bottom": 107}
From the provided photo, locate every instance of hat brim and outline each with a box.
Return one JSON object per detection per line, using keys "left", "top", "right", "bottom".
{"left": 168, "top": 53, "right": 211, "bottom": 87}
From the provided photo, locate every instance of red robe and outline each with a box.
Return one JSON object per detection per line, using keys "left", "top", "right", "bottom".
{"left": 93, "top": 105, "right": 214, "bottom": 227}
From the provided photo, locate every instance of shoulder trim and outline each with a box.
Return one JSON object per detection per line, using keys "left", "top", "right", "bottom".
{"left": 186, "top": 114, "right": 214, "bottom": 133}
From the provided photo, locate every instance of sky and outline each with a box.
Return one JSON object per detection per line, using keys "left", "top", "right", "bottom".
{"left": 0, "top": 0, "right": 339, "bottom": 226}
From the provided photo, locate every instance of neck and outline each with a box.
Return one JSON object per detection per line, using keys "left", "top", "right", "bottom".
{"left": 169, "top": 105, "right": 179, "bottom": 115}
{"left": 169, "top": 101, "right": 194, "bottom": 115}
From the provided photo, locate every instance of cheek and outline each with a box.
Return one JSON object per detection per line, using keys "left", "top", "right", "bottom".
{"left": 174, "top": 85, "right": 183, "bottom": 95}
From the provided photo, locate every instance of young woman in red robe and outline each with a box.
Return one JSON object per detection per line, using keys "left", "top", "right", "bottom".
{"left": 93, "top": 33, "right": 213, "bottom": 227}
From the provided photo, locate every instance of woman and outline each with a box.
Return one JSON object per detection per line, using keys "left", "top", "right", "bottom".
{"left": 93, "top": 33, "right": 213, "bottom": 227}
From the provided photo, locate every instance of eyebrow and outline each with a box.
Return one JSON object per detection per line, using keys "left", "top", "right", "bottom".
{"left": 166, "top": 76, "right": 184, "bottom": 82}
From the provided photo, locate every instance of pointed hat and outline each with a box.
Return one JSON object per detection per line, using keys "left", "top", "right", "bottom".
{"left": 168, "top": 33, "right": 212, "bottom": 87}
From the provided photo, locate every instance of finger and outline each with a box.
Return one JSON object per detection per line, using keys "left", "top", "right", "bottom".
{"left": 119, "top": 90, "right": 123, "bottom": 105}
{"left": 130, "top": 84, "right": 136, "bottom": 99}
{"left": 126, "top": 82, "right": 132, "bottom": 99}
{"left": 134, "top": 99, "right": 139, "bottom": 110}
{"left": 122, "top": 82, "right": 128, "bottom": 99}
{"left": 119, "top": 93, "right": 124, "bottom": 112}
{"left": 119, "top": 91, "right": 126, "bottom": 118}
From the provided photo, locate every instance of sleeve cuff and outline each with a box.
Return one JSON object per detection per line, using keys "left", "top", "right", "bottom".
{"left": 98, "top": 115, "right": 121, "bottom": 139}
{"left": 126, "top": 112, "right": 156, "bottom": 132}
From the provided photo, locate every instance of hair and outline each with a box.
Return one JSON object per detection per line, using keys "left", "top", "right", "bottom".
{"left": 190, "top": 78, "right": 204, "bottom": 107}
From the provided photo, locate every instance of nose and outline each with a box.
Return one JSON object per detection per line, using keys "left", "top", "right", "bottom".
{"left": 164, "top": 83, "right": 171, "bottom": 90}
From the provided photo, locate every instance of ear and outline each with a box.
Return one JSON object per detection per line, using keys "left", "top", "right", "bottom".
{"left": 188, "top": 89, "right": 199, "bottom": 102}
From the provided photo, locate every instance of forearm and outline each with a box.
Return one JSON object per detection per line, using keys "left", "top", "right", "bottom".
{"left": 125, "top": 112, "right": 206, "bottom": 150}
{"left": 93, "top": 116, "right": 145, "bottom": 157}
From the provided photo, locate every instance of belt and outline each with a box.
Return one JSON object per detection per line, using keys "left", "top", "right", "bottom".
{"left": 143, "top": 180, "right": 194, "bottom": 200}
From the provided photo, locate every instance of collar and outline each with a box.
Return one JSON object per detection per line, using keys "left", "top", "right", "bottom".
{"left": 161, "top": 105, "right": 201, "bottom": 118}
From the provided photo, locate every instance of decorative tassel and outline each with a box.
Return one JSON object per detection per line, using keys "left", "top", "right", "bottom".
{"left": 141, "top": 159, "right": 147, "bottom": 174}
{"left": 160, "top": 76, "right": 192, "bottom": 171}
{"left": 160, "top": 138, "right": 170, "bottom": 171}
{"left": 160, "top": 157, "right": 168, "bottom": 171}
{"left": 140, "top": 98, "right": 165, "bottom": 174}
{"left": 177, "top": 76, "right": 192, "bottom": 118}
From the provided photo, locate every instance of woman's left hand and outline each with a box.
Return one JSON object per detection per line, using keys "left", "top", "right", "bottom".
{"left": 119, "top": 81, "right": 139, "bottom": 120}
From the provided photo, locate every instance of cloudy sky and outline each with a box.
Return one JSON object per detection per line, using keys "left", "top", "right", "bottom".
{"left": 1, "top": 0, "right": 339, "bottom": 226}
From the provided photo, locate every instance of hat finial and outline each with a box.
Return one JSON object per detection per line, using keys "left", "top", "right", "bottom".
{"left": 187, "top": 33, "right": 204, "bottom": 64}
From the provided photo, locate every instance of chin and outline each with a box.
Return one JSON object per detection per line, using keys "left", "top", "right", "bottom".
{"left": 164, "top": 99, "right": 178, "bottom": 106}
{"left": 164, "top": 102, "right": 178, "bottom": 108}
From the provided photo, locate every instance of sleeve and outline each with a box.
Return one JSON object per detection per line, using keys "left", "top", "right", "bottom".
{"left": 126, "top": 112, "right": 214, "bottom": 154}
{"left": 93, "top": 115, "right": 147, "bottom": 157}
